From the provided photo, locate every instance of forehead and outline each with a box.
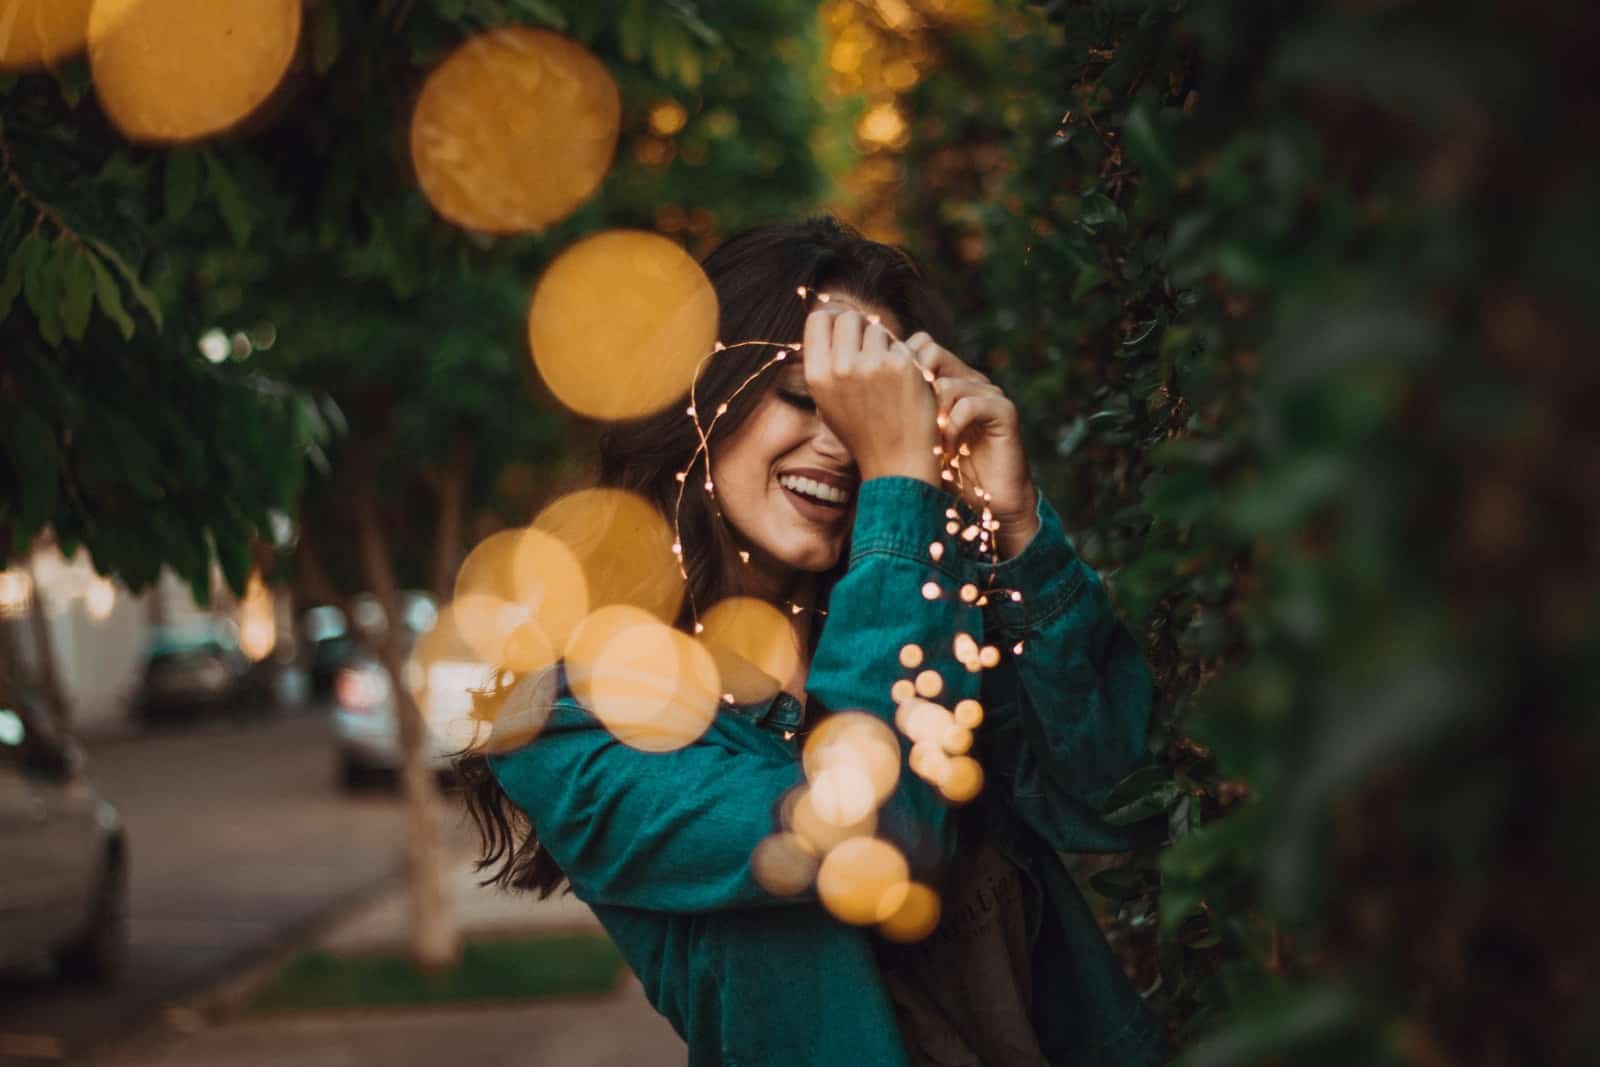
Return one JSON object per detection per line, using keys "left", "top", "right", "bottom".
{"left": 816, "top": 290, "right": 905, "bottom": 337}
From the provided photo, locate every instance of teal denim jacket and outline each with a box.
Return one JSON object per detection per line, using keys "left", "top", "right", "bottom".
{"left": 491, "top": 477, "right": 1167, "bottom": 1066}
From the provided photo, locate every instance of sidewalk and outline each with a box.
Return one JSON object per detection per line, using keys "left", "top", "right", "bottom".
{"left": 92, "top": 848, "right": 687, "bottom": 1067}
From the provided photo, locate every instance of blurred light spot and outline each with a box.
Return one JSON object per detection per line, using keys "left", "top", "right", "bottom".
{"left": 533, "top": 487, "right": 683, "bottom": 623}
{"left": 908, "top": 740, "right": 950, "bottom": 785}
{"left": 528, "top": 230, "right": 718, "bottom": 420}
{"left": 890, "top": 678, "right": 916, "bottom": 704}
{"left": 0, "top": 0, "right": 92, "bottom": 70}
{"left": 249, "top": 321, "right": 277, "bottom": 350}
{"left": 978, "top": 644, "right": 1000, "bottom": 668}
{"left": 238, "top": 573, "right": 275, "bottom": 661}
{"left": 920, "top": 581, "right": 940, "bottom": 600}
{"left": 883, "top": 58, "right": 920, "bottom": 91}
{"left": 565, "top": 606, "right": 719, "bottom": 751}
{"left": 803, "top": 711, "right": 901, "bottom": 813}
{"left": 857, "top": 101, "right": 908, "bottom": 149}
{"left": 940, "top": 755, "right": 984, "bottom": 804}
{"left": 898, "top": 643, "right": 923, "bottom": 669}
{"left": 453, "top": 526, "right": 588, "bottom": 671}
{"left": 913, "top": 668, "right": 942, "bottom": 698}
{"left": 89, "top": 0, "right": 300, "bottom": 143}
{"left": 817, "top": 836, "right": 910, "bottom": 926}
{"left": 953, "top": 697, "right": 983, "bottom": 728}
{"left": 959, "top": 583, "right": 979, "bottom": 603}
{"left": 952, "top": 632, "right": 978, "bottom": 665}
{"left": 0, "top": 569, "right": 33, "bottom": 617}
{"left": 894, "top": 698, "right": 953, "bottom": 745}
{"left": 751, "top": 832, "right": 819, "bottom": 896}
{"left": 198, "top": 328, "right": 230, "bottom": 364}
{"left": 83, "top": 576, "right": 116, "bottom": 622}
{"left": 648, "top": 100, "right": 687, "bottom": 136}
{"left": 411, "top": 27, "right": 619, "bottom": 234}
{"left": 941, "top": 723, "right": 972, "bottom": 755}
{"left": 878, "top": 882, "right": 941, "bottom": 943}
{"left": 782, "top": 783, "right": 877, "bottom": 855}
{"left": 230, "top": 331, "right": 253, "bottom": 360}
{"left": 697, "top": 596, "right": 799, "bottom": 704}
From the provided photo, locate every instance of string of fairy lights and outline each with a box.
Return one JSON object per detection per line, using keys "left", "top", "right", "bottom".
{"left": 669, "top": 285, "right": 1028, "bottom": 644}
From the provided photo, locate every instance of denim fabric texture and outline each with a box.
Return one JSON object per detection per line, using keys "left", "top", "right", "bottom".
{"left": 490, "top": 476, "right": 1166, "bottom": 1066}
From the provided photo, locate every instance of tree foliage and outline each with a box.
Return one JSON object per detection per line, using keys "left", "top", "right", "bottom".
{"left": 901, "top": 0, "right": 1598, "bottom": 1062}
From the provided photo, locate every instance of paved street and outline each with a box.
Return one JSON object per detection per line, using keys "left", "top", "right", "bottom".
{"left": 0, "top": 710, "right": 409, "bottom": 1065}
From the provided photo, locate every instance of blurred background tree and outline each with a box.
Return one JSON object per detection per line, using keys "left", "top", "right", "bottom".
{"left": 2, "top": 0, "right": 833, "bottom": 972}
{"left": 886, "top": 0, "right": 1599, "bottom": 1063}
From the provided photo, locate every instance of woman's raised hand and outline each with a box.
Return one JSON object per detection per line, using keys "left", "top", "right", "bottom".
{"left": 905, "top": 331, "right": 1040, "bottom": 559}
{"left": 803, "top": 306, "right": 941, "bottom": 487}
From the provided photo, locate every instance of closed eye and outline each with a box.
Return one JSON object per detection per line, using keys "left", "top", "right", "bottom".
{"left": 777, "top": 390, "right": 817, "bottom": 413}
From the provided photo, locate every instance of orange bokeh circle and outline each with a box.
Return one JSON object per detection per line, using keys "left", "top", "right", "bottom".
{"left": 528, "top": 230, "right": 718, "bottom": 420}
{"left": 411, "top": 27, "right": 620, "bottom": 234}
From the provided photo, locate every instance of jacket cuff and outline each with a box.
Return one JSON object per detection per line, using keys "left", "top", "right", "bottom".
{"left": 974, "top": 492, "right": 1087, "bottom": 636}
{"left": 848, "top": 476, "right": 967, "bottom": 584}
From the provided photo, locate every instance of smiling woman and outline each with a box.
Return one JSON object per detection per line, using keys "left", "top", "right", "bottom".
{"left": 457, "top": 216, "right": 1166, "bottom": 1066}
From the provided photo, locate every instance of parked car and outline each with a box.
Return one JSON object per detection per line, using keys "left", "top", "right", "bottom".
{"left": 302, "top": 604, "right": 358, "bottom": 704}
{"left": 0, "top": 692, "right": 127, "bottom": 983}
{"left": 131, "top": 621, "right": 250, "bottom": 725}
{"left": 331, "top": 592, "right": 470, "bottom": 790}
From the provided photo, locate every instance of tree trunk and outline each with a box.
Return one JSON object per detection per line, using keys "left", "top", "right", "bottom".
{"left": 25, "top": 564, "right": 72, "bottom": 731}
{"left": 426, "top": 439, "right": 475, "bottom": 603}
{"left": 352, "top": 483, "right": 461, "bottom": 972}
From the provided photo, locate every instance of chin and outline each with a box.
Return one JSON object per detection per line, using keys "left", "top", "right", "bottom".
{"left": 772, "top": 536, "right": 845, "bottom": 574}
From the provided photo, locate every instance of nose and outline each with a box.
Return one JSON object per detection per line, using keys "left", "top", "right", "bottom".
{"left": 811, "top": 416, "right": 854, "bottom": 470}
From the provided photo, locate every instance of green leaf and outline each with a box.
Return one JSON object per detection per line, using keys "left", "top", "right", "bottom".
{"left": 1123, "top": 99, "right": 1175, "bottom": 193}
{"left": 165, "top": 150, "right": 202, "bottom": 222}
{"left": 507, "top": 0, "right": 568, "bottom": 28}
{"left": 311, "top": 2, "right": 343, "bottom": 74}
{"left": 1079, "top": 193, "right": 1126, "bottom": 229}
{"left": 618, "top": 0, "right": 648, "bottom": 62}
{"left": 0, "top": 232, "right": 34, "bottom": 320}
{"left": 203, "top": 151, "right": 256, "bottom": 248}
{"left": 0, "top": 406, "right": 59, "bottom": 535}
{"left": 88, "top": 253, "right": 136, "bottom": 340}
{"left": 84, "top": 236, "right": 163, "bottom": 330}
{"left": 1102, "top": 765, "right": 1183, "bottom": 826}
{"left": 59, "top": 249, "right": 95, "bottom": 341}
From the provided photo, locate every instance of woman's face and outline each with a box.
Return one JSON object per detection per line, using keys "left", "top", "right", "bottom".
{"left": 709, "top": 293, "right": 903, "bottom": 588}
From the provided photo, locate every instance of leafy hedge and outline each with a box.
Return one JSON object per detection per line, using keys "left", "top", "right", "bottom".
{"left": 900, "top": 1, "right": 1598, "bottom": 1062}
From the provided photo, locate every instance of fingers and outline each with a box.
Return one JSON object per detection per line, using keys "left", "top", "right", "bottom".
{"left": 906, "top": 332, "right": 989, "bottom": 384}
{"left": 803, "top": 308, "right": 835, "bottom": 382}
{"left": 938, "top": 381, "right": 1016, "bottom": 449}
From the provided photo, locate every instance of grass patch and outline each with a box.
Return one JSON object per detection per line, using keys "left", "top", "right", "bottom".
{"left": 247, "top": 932, "right": 626, "bottom": 1014}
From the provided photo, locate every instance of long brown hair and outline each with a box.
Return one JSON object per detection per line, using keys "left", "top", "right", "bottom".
{"left": 459, "top": 216, "right": 953, "bottom": 896}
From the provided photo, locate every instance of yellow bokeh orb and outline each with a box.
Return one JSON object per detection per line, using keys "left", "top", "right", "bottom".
{"left": 750, "top": 832, "right": 819, "bottom": 897}
{"left": 88, "top": 0, "right": 301, "bottom": 143}
{"left": 817, "top": 837, "right": 910, "bottom": 926}
{"left": 878, "top": 882, "right": 942, "bottom": 943}
{"left": 698, "top": 596, "right": 800, "bottom": 705}
{"left": 564, "top": 605, "right": 719, "bottom": 752}
{"left": 782, "top": 783, "right": 877, "bottom": 856}
{"left": 803, "top": 711, "right": 901, "bottom": 813}
{"left": 953, "top": 698, "right": 984, "bottom": 729}
{"left": 528, "top": 230, "right": 719, "bottom": 420}
{"left": 533, "top": 488, "right": 685, "bottom": 624}
{"left": 895, "top": 698, "right": 953, "bottom": 746}
{"left": 941, "top": 755, "right": 985, "bottom": 804}
{"left": 453, "top": 526, "right": 589, "bottom": 672}
{"left": 0, "top": 0, "right": 92, "bottom": 70}
{"left": 411, "top": 27, "right": 620, "bottom": 233}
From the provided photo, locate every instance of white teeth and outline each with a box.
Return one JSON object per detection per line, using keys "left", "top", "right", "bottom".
{"left": 780, "top": 475, "right": 850, "bottom": 505}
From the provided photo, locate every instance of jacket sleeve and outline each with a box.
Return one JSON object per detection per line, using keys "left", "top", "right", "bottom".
{"left": 971, "top": 492, "right": 1157, "bottom": 852}
{"left": 488, "top": 476, "right": 983, "bottom": 913}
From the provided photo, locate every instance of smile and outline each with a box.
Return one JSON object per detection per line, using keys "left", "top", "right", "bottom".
{"left": 777, "top": 474, "right": 852, "bottom": 505}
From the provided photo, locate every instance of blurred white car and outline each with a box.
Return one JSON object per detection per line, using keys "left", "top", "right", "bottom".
{"left": 0, "top": 694, "right": 127, "bottom": 983}
{"left": 330, "top": 593, "right": 491, "bottom": 790}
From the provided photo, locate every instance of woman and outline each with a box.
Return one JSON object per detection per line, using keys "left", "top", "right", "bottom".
{"left": 459, "top": 217, "right": 1166, "bottom": 1066}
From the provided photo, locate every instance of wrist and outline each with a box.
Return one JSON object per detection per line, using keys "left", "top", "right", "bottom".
{"left": 991, "top": 484, "right": 1040, "bottom": 560}
{"left": 858, "top": 452, "right": 941, "bottom": 489}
